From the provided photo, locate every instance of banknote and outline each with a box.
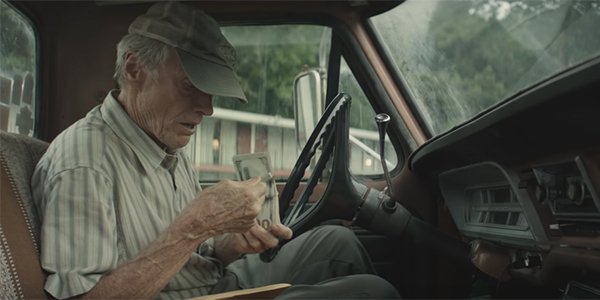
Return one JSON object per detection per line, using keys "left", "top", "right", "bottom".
{"left": 232, "top": 152, "right": 281, "bottom": 231}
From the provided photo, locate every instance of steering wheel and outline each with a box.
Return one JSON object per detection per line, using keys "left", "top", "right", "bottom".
{"left": 260, "top": 93, "right": 366, "bottom": 261}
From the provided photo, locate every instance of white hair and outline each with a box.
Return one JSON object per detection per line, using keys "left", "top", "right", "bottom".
{"left": 113, "top": 33, "right": 172, "bottom": 87}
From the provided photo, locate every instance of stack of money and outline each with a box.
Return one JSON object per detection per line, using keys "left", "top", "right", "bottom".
{"left": 232, "top": 152, "right": 281, "bottom": 231}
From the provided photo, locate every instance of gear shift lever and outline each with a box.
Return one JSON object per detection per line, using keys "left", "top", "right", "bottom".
{"left": 375, "top": 113, "right": 396, "bottom": 212}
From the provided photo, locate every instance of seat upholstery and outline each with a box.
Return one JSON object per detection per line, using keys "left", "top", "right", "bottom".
{"left": 0, "top": 131, "right": 49, "bottom": 299}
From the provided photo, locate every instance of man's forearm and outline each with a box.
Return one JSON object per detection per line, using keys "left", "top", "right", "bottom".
{"left": 82, "top": 218, "right": 211, "bottom": 299}
{"left": 78, "top": 178, "right": 265, "bottom": 298}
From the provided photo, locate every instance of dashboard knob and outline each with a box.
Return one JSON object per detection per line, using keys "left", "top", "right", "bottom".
{"left": 567, "top": 181, "right": 585, "bottom": 206}
{"left": 536, "top": 184, "right": 559, "bottom": 203}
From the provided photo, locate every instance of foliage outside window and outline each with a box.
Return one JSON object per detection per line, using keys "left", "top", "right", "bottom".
{"left": 371, "top": 0, "right": 600, "bottom": 136}
{"left": 0, "top": 0, "right": 37, "bottom": 136}
{"left": 215, "top": 25, "right": 329, "bottom": 118}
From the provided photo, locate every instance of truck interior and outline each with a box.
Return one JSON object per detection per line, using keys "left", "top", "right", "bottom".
{"left": 1, "top": 0, "right": 599, "bottom": 299}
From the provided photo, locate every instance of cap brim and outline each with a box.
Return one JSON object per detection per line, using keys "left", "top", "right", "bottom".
{"left": 176, "top": 49, "right": 247, "bottom": 103}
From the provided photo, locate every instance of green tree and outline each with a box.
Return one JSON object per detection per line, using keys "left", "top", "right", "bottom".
{"left": 216, "top": 25, "right": 326, "bottom": 119}
{"left": 416, "top": 0, "right": 600, "bottom": 134}
{"left": 424, "top": 0, "right": 537, "bottom": 132}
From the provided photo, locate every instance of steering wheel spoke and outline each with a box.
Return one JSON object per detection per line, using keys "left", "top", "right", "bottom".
{"left": 283, "top": 125, "right": 336, "bottom": 225}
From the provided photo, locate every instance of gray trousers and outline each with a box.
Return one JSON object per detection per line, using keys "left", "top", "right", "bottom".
{"left": 211, "top": 225, "right": 400, "bottom": 299}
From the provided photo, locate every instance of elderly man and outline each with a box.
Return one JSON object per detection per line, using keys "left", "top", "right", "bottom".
{"left": 32, "top": 2, "right": 399, "bottom": 299}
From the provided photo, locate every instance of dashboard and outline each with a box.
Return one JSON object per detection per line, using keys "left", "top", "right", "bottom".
{"left": 409, "top": 57, "right": 600, "bottom": 295}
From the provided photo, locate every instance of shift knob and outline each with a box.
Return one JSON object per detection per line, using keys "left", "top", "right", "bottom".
{"left": 375, "top": 113, "right": 390, "bottom": 141}
{"left": 374, "top": 114, "right": 395, "bottom": 211}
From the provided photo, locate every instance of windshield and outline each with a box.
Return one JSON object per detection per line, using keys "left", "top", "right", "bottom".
{"left": 370, "top": 0, "right": 600, "bottom": 136}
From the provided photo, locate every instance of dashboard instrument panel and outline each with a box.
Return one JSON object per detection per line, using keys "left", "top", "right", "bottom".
{"left": 411, "top": 58, "right": 600, "bottom": 292}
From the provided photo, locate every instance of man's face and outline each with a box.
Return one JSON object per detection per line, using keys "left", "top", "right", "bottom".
{"left": 131, "top": 50, "right": 213, "bottom": 150}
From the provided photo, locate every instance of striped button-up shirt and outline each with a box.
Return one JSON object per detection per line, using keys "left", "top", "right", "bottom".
{"left": 32, "top": 91, "right": 221, "bottom": 299}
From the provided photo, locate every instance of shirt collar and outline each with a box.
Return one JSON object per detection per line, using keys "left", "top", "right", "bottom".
{"left": 101, "top": 90, "right": 178, "bottom": 171}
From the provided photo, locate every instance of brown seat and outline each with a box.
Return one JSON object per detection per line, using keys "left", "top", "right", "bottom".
{"left": 0, "top": 130, "right": 49, "bottom": 299}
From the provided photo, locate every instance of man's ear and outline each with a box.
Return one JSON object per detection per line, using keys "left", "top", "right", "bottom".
{"left": 123, "top": 52, "right": 145, "bottom": 83}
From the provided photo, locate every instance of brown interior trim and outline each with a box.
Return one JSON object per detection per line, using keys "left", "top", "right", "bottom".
{"left": 345, "top": 14, "right": 427, "bottom": 146}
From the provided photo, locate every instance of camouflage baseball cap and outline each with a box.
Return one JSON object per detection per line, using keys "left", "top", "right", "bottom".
{"left": 129, "top": 1, "right": 247, "bottom": 103}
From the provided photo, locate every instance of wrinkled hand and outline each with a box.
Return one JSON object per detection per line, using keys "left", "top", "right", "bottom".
{"left": 214, "top": 223, "right": 293, "bottom": 264}
{"left": 176, "top": 177, "right": 266, "bottom": 240}
{"left": 228, "top": 222, "right": 293, "bottom": 253}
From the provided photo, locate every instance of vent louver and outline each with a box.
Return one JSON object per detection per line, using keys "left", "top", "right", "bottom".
{"left": 466, "top": 185, "right": 529, "bottom": 230}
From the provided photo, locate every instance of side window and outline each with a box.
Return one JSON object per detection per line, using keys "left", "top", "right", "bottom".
{"left": 184, "top": 25, "right": 331, "bottom": 182}
{"left": 0, "top": 1, "right": 37, "bottom": 136}
{"left": 183, "top": 25, "right": 397, "bottom": 181}
{"left": 340, "top": 57, "right": 398, "bottom": 176}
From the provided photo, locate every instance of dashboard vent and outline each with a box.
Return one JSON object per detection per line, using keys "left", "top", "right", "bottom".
{"left": 466, "top": 185, "right": 529, "bottom": 230}
{"left": 439, "top": 162, "right": 544, "bottom": 245}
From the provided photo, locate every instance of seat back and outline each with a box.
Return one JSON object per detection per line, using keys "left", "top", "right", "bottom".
{"left": 0, "top": 131, "right": 49, "bottom": 299}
